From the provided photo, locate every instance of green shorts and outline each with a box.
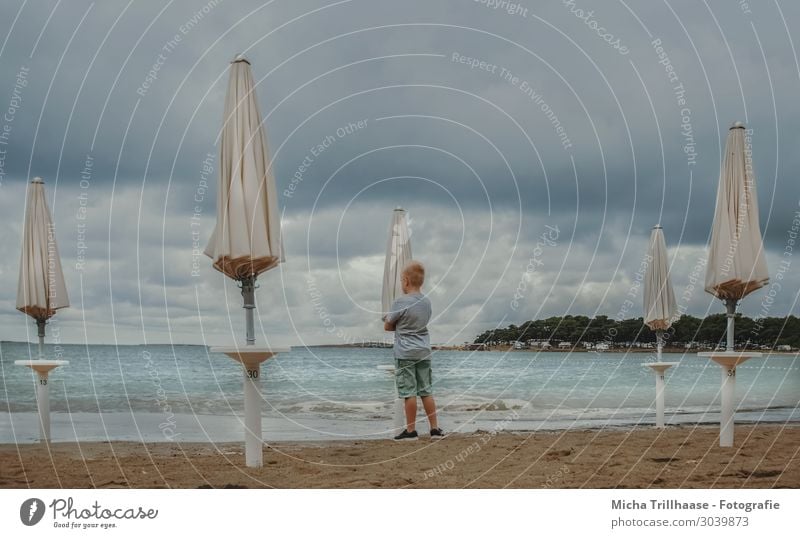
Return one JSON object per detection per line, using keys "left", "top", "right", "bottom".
{"left": 395, "top": 358, "right": 433, "bottom": 398}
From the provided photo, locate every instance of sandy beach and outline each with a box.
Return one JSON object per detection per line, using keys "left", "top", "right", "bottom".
{"left": 2, "top": 425, "right": 797, "bottom": 488}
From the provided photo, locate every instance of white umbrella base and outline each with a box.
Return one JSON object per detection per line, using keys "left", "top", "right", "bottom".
{"left": 377, "top": 365, "right": 405, "bottom": 435}
{"left": 15, "top": 360, "right": 69, "bottom": 442}
{"left": 698, "top": 352, "right": 762, "bottom": 447}
{"left": 642, "top": 362, "right": 678, "bottom": 428}
{"left": 211, "top": 347, "right": 289, "bottom": 467}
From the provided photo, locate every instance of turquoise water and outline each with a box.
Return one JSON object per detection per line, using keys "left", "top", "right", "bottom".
{"left": 1, "top": 343, "right": 798, "bottom": 442}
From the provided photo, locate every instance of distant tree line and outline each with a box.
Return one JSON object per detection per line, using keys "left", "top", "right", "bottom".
{"left": 473, "top": 314, "right": 800, "bottom": 349}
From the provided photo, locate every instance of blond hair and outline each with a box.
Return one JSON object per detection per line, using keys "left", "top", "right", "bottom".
{"left": 403, "top": 260, "right": 425, "bottom": 288}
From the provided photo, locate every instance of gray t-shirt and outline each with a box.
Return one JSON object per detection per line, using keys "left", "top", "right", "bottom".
{"left": 385, "top": 293, "right": 432, "bottom": 360}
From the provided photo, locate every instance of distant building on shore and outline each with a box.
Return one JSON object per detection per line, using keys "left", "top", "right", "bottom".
{"left": 527, "top": 340, "right": 551, "bottom": 349}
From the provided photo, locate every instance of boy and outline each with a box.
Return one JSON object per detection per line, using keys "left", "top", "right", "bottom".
{"left": 383, "top": 260, "right": 443, "bottom": 441}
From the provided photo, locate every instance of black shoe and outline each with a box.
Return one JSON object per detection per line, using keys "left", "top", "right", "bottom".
{"left": 430, "top": 428, "right": 445, "bottom": 439}
{"left": 394, "top": 429, "right": 418, "bottom": 441}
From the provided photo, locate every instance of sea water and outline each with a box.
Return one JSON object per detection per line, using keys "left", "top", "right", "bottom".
{"left": 1, "top": 343, "right": 798, "bottom": 442}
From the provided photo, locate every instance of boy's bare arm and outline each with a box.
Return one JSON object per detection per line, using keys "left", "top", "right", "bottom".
{"left": 384, "top": 320, "right": 396, "bottom": 331}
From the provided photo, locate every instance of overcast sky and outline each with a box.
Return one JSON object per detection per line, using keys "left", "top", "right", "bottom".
{"left": 0, "top": 0, "right": 798, "bottom": 346}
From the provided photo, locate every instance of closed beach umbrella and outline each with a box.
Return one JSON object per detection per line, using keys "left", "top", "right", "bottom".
{"left": 16, "top": 177, "right": 69, "bottom": 356}
{"left": 381, "top": 207, "right": 412, "bottom": 435}
{"left": 641, "top": 225, "right": 678, "bottom": 428}
{"left": 381, "top": 208, "right": 412, "bottom": 317}
{"left": 701, "top": 121, "right": 768, "bottom": 447}
{"left": 205, "top": 54, "right": 284, "bottom": 345}
{"left": 15, "top": 176, "right": 70, "bottom": 441}
{"left": 205, "top": 55, "right": 288, "bottom": 468}
{"left": 705, "top": 121, "right": 768, "bottom": 350}
{"left": 643, "top": 225, "right": 677, "bottom": 358}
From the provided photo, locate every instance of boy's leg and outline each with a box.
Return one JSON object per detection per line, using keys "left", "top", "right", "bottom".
{"left": 403, "top": 397, "right": 417, "bottom": 433}
{"left": 421, "top": 395, "right": 438, "bottom": 430}
{"left": 396, "top": 359, "right": 418, "bottom": 433}
{"left": 416, "top": 359, "right": 438, "bottom": 430}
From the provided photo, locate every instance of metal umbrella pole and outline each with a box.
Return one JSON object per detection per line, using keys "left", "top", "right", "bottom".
{"left": 655, "top": 329, "right": 663, "bottom": 362}
{"left": 725, "top": 299, "right": 736, "bottom": 352}
{"left": 36, "top": 318, "right": 46, "bottom": 359}
{"left": 241, "top": 275, "right": 257, "bottom": 347}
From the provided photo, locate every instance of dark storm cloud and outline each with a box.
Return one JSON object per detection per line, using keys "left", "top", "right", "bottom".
{"left": 1, "top": 0, "right": 799, "bottom": 343}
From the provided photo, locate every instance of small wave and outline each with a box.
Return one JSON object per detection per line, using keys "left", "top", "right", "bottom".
{"left": 443, "top": 401, "right": 525, "bottom": 412}
{"left": 436, "top": 395, "right": 531, "bottom": 413}
{"left": 280, "top": 400, "right": 390, "bottom": 416}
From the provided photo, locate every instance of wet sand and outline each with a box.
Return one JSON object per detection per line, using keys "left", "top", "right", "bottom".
{"left": 1, "top": 425, "right": 798, "bottom": 488}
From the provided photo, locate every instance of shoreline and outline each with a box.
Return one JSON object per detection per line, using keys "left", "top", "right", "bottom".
{"left": 4, "top": 340, "right": 797, "bottom": 356}
{"left": 4, "top": 410, "right": 798, "bottom": 445}
{"left": 2, "top": 424, "right": 798, "bottom": 488}
{"left": 439, "top": 346, "right": 799, "bottom": 354}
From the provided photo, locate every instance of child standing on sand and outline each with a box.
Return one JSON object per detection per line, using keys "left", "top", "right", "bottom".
{"left": 383, "top": 260, "right": 443, "bottom": 441}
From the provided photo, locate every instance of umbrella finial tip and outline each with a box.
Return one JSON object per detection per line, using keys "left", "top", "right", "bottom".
{"left": 231, "top": 53, "right": 250, "bottom": 64}
{"left": 394, "top": 206, "right": 404, "bottom": 211}
{"left": 31, "top": 176, "right": 43, "bottom": 183}
{"left": 732, "top": 120, "right": 745, "bottom": 129}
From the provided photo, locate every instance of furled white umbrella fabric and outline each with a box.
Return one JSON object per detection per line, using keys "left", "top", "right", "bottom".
{"left": 643, "top": 225, "right": 677, "bottom": 337}
{"left": 704, "top": 121, "right": 769, "bottom": 350}
{"left": 705, "top": 122, "right": 769, "bottom": 302}
{"left": 205, "top": 54, "right": 284, "bottom": 346}
{"left": 381, "top": 208, "right": 412, "bottom": 317}
{"left": 205, "top": 54, "right": 283, "bottom": 282}
{"left": 16, "top": 177, "right": 69, "bottom": 354}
